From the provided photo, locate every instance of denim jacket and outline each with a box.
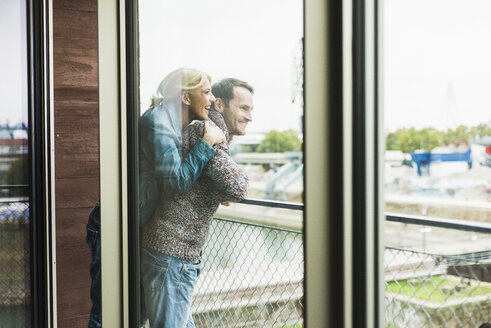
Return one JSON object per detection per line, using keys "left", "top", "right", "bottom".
{"left": 138, "top": 101, "right": 216, "bottom": 226}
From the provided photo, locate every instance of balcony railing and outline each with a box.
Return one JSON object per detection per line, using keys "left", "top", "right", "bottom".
{"left": 193, "top": 217, "right": 303, "bottom": 328}
{"left": 385, "top": 213, "right": 491, "bottom": 328}
{"left": 1, "top": 196, "right": 490, "bottom": 327}
{"left": 192, "top": 199, "right": 491, "bottom": 328}
{"left": 0, "top": 197, "right": 30, "bottom": 327}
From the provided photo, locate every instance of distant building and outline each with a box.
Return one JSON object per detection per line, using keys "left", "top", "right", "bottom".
{"left": 475, "top": 136, "right": 491, "bottom": 168}
{"left": 0, "top": 123, "right": 29, "bottom": 178}
{"left": 231, "top": 132, "right": 265, "bottom": 153}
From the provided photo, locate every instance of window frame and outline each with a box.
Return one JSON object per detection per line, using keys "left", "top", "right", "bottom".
{"left": 97, "top": 0, "right": 383, "bottom": 326}
{"left": 27, "top": 0, "right": 56, "bottom": 326}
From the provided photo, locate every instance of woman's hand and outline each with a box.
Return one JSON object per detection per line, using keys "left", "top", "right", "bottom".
{"left": 202, "top": 121, "right": 226, "bottom": 146}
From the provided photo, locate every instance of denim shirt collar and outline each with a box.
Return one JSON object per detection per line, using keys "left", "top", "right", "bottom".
{"left": 161, "top": 100, "right": 182, "bottom": 141}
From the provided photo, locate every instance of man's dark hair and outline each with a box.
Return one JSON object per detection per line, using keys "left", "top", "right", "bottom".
{"left": 479, "top": 324, "right": 491, "bottom": 328}
{"left": 211, "top": 78, "right": 254, "bottom": 106}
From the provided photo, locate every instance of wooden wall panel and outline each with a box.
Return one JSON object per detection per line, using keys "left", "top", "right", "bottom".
{"left": 53, "top": 0, "right": 99, "bottom": 325}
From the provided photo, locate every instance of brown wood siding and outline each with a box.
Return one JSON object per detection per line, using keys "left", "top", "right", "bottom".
{"left": 53, "top": 0, "right": 99, "bottom": 325}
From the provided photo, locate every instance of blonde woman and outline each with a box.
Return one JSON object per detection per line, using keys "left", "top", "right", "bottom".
{"left": 139, "top": 68, "right": 225, "bottom": 226}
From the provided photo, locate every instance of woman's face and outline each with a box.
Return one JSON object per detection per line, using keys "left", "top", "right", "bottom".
{"left": 188, "top": 79, "right": 215, "bottom": 120}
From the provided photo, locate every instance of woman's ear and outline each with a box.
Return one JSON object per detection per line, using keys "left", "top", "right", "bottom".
{"left": 181, "top": 91, "right": 191, "bottom": 106}
{"left": 214, "top": 98, "right": 225, "bottom": 113}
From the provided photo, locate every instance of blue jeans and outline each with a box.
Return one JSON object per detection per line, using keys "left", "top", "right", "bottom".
{"left": 141, "top": 248, "right": 202, "bottom": 328}
{"left": 86, "top": 204, "right": 101, "bottom": 328}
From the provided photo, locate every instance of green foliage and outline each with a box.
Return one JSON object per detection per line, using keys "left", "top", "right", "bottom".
{"left": 386, "top": 123, "right": 490, "bottom": 153}
{"left": 472, "top": 122, "right": 491, "bottom": 137}
{"left": 386, "top": 275, "right": 491, "bottom": 303}
{"left": 257, "top": 129, "right": 302, "bottom": 153}
{"left": 239, "top": 144, "right": 254, "bottom": 153}
{"left": 386, "top": 127, "right": 443, "bottom": 153}
{"left": 4, "top": 155, "right": 28, "bottom": 185}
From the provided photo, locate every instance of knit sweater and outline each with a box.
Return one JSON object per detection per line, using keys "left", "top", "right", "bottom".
{"left": 141, "top": 109, "right": 248, "bottom": 261}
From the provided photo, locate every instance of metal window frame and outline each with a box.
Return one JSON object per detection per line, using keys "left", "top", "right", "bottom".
{"left": 304, "top": 0, "right": 382, "bottom": 326}
{"left": 304, "top": 0, "right": 346, "bottom": 325}
{"left": 352, "top": 0, "right": 384, "bottom": 326}
{"left": 27, "top": 0, "right": 56, "bottom": 326}
{"left": 124, "top": 0, "right": 141, "bottom": 326}
{"left": 98, "top": 0, "right": 383, "bottom": 326}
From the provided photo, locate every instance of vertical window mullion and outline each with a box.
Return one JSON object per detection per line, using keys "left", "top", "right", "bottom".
{"left": 28, "top": 0, "right": 53, "bottom": 326}
{"left": 98, "top": 0, "right": 125, "bottom": 326}
{"left": 352, "top": 0, "right": 381, "bottom": 325}
{"left": 124, "top": 0, "right": 140, "bottom": 326}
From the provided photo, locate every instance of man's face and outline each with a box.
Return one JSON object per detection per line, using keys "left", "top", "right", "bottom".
{"left": 220, "top": 86, "right": 254, "bottom": 136}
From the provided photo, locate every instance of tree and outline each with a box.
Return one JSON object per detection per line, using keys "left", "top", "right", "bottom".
{"left": 256, "top": 129, "right": 302, "bottom": 153}
{"left": 386, "top": 132, "right": 399, "bottom": 150}
{"left": 470, "top": 123, "right": 491, "bottom": 139}
{"left": 384, "top": 123, "right": 491, "bottom": 153}
{"left": 4, "top": 155, "right": 28, "bottom": 185}
{"left": 419, "top": 127, "right": 443, "bottom": 151}
{"left": 443, "top": 125, "right": 469, "bottom": 145}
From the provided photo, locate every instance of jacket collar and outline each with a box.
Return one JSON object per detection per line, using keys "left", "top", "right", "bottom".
{"left": 161, "top": 101, "right": 182, "bottom": 137}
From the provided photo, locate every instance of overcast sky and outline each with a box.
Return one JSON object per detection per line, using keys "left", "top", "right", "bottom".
{"left": 0, "top": 0, "right": 27, "bottom": 126}
{"left": 383, "top": 0, "right": 491, "bottom": 131}
{"left": 1, "top": 0, "right": 489, "bottom": 134}
{"left": 139, "top": 0, "right": 490, "bottom": 133}
{"left": 138, "top": 0, "right": 304, "bottom": 133}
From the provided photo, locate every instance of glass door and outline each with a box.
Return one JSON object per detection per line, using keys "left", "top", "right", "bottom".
{"left": 97, "top": 0, "right": 384, "bottom": 325}
{"left": 128, "top": 0, "right": 305, "bottom": 327}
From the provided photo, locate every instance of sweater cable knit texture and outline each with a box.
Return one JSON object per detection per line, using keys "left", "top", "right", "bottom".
{"left": 142, "top": 109, "right": 248, "bottom": 261}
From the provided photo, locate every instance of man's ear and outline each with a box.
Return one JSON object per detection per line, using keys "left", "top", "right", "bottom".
{"left": 181, "top": 91, "right": 191, "bottom": 105}
{"left": 214, "top": 98, "right": 225, "bottom": 113}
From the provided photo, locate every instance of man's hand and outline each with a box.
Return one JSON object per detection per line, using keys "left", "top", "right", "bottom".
{"left": 221, "top": 201, "right": 230, "bottom": 206}
{"left": 203, "top": 121, "right": 226, "bottom": 146}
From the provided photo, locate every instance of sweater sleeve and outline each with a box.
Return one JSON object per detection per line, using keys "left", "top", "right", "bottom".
{"left": 182, "top": 121, "right": 249, "bottom": 201}
{"left": 205, "top": 143, "right": 249, "bottom": 201}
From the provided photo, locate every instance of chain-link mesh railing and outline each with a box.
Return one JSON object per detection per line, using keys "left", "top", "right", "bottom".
{"left": 194, "top": 212, "right": 490, "bottom": 328}
{"left": 192, "top": 218, "right": 304, "bottom": 328}
{"left": 385, "top": 219, "right": 491, "bottom": 328}
{"left": 0, "top": 199, "right": 30, "bottom": 327}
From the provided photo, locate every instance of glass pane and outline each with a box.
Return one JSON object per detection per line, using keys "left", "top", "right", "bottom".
{"left": 383, "top": 0, "right": 491, "bottom": 326}
{"left": 0, "top": 0, "right": 31, "bottom": 326}
{"left": 138, "top": 0, "right": 304, "bottom": 204}
{"left": 136, "top": 0, "right": 304, "bottom": 327}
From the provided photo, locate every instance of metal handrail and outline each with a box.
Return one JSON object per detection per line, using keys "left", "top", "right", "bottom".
{"left": 240, "top": 198, "right": 491, "bottom": 233}
{"left": 386, "top": 212, "right": 491, "bottom": 234}
{"left": 0, "top": 184, "right": 29, "bottom": 189}
{"left": 240, "top": 198, "right": 304, "bottom": 211}
{"left": 0, "top": 197, "right": 29, "bottom": 202}
{"left": 213, "top": 216, "right": 302, "bottom": 234}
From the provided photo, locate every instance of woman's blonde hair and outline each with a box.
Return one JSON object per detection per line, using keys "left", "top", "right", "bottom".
{"left": 150, "top": 67, "right": 211, "bottom": 108}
